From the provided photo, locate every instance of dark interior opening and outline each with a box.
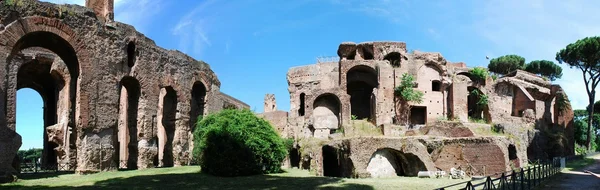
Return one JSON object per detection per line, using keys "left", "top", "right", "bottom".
{"left": 508, "top": 144, "right": 518, "bottom": 160}
{"left": 384, "top": 52, "right": 402, "bottom": 67}
{"left": 190, "top": 82, "right": 206, "bottom": 130}
{"left": 290, "top": 147, "right": 300, "bottom": 168}
{"left": 322, "top": 145, "right": 341, "bottom": 177}
{"left": 432, "top": 80, "right": 441, "bottom": 92}
{"left": 118, "top": 76, "right": 140, "bottom": 170}
{"left": 347, "top": 66, "right": 378, "bottom": 121}
{"left": 127, "top": 41, "right": 136, "bottom": 67}
{"left": 298, "top": 93, "right": 305, "bottom": 116}
{"left": 410, "top": 106, "right": 426, "bottom": 125}
{"left": 161, "top": 87, "right": 177, "bottom": 167}
{"left": 468, "top": 87, "right": 484, "bottom": 120}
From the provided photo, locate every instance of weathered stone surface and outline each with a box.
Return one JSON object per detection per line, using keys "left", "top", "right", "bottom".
{"left": 0, "top": 0, "right": 248, "bottom": 174}
{"left": 264, "top": 94, "right": 277, "bottom": 112}
{"left": 0, "top": 127, "right": 21, "bottom": 176}
{"left": 276, "top": 41, "right": 574, "bottom": 178}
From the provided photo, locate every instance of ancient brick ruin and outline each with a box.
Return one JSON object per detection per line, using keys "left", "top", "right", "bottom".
{"left": 0, "top": 0, "right": 248, "bottom": 176}
{"left": 261, "top": 41, "right": 575, "bottom": 178}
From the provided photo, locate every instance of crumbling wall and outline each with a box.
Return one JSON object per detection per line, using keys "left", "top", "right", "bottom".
{"left": 0, "top": 1, "right": 247, "bottom": 175}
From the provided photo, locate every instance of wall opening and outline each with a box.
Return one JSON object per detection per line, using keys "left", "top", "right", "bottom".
{"left": 410, "top": 106, "right": 427, "bottom": 125}
{"left": 313, "top": 94, "right": 341, "bottom": 134}
{"left": 9, "top": 31, "right": 81, "bottom": 170}
{"left": 384, "top": 52, "right": 402, "bottom": 67}
{"left": 432, "top": 80, "right": 441, "bottom": 92}
{"left": 127, "top": 41, "right": 136, "bottom": 67}
{"left": 159, "top": 86, "right": 177, "bottom": 167}
{"left": 322, "top": 145, "right": 341, "bottom": 177}
{"left": 117, "top": 76, "right": 140, "bottom": 170}
{"left": 299, "top": 93, "right": 306, "bottom": 116}
{"left": 468, "top": 87, "right": 484, "bottom": 120}
{"left": 16, "top": 88, "right": 46, "bottom": 168}
{"left": 290, "top": 147, "right": 300, "bottom": 168}
{"left": 347, "top": 66, "right": 378, "bottom": 121}
{"left": 190, "top": 82, "right": 206, "bottom": 130}
{"left": 366, "top": 148, "right": 427, "bottom": 177}
{"left": 508, "top": 144, "right": 520, "bottom": 167}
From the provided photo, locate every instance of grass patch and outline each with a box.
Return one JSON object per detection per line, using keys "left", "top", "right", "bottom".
{"left": 2, "top": 167, "right": 478, "bottom": 190}
{"left": 563, "top": 158, "right": 596, "bottom": 172}
{"left": 344, "top": 120, "right": 382, "bottom": 137}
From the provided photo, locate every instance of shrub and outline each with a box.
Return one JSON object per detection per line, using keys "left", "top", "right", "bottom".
{"left": 193, "top": 109, "right": 287, "bottom": 176}
{"left": 469, "top": 67, "right": 489, "bottom": 83}
{"left": 394, "top": 73, "right": 424, "bottom": 103}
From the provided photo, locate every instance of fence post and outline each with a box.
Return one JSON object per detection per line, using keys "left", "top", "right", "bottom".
{"left": 520, "top": 168, "right": 525, "bottom": 190}
{"left": 527, "top": 166, "right": 531, "bottom": 189}
{"left": 512, "top": 170, "right": 516, "bottom": 190}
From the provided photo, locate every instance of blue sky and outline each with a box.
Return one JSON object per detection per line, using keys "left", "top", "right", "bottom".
{"left": 19, "top": 0, "right": 600, "bottom": 149}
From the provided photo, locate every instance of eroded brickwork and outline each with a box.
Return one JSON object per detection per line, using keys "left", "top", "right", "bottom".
{"left": 0, "top": 0, "right": 248, "bottom": 176}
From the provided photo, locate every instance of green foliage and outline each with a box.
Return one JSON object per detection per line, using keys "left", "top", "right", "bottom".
{"left": 524, "top": 60, "right": 563, "bottom": 81}
{"left": 17, "top": 148, "right": 42, "bottom": 162}
{"left": 350, "top": 115, "right": 358, "bottom": 120}
{"left": 555, "top": 93, "right": 570, "bottom": 113}
{"left": 491, "top": 73, "right": 498, "bottom": 81}
{"left": 488, "top": 55, "right": 526, "bottom": 75}
{"left": 193, "top": 109, "right": 287, "bottom": 176}
{"left": 468, "top": 67, "right": 489, "bottom": 83}
{"left": 394, "top": 73, "right": 424, "bottom": 104}
{"left": 468, "top": 117, "right": 487, "bottom": 124}
{"left": 557, "top": 36, "right": 600, "bottom": 149}
{"left": 469, "top": 90, "right": 488, "bottom": 108}
{"left": 573, "top": 109, "right": 600, "bottom": 152}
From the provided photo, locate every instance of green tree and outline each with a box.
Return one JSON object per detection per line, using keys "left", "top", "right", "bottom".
{"left": 193, "top": 109, "right": 287, "bottom": 176}
{"left": 556, "top": 36, "right": 600, "bottom": 150}
{"left": 573, "top": 109, "right": 599, "bottom": 151}
{"left": 394, "top": 73, "right": 424, "bottom": 124}
{"left": 17, "top": 148, "right": 42, "bottom": 163}
{"left": 488, "top": 55, "right": 526, "bottom": 75}
{"left": 524, "top": 60, "right": 563, "bottom": 81}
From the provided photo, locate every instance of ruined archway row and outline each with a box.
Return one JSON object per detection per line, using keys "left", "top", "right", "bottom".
{"left": 0, "top": 1, "right": 249, "bottom": 175}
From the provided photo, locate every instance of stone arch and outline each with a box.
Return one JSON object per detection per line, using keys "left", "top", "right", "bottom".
{"left": 383, "top": 52, "right": 402, "bottom": 67}
{"left": 312, "top": 93, "right": 341, "bottom": 136}
{"left": 366, "top": 148, "right": 427, "bottom": 177}
{"left": 346, "top": 65, "right": 378, "bottom": 122}
{"left": 157, "top": 86, "right": 177, "bottom": 167}
{"left": 117, "top": 76, "right": 140, "bottom": 170}
{"left": 1, "top": 17, "right": 93, "bottom": 172}
{"left": 190, "top": 81, "right": 207, "bottom": 129}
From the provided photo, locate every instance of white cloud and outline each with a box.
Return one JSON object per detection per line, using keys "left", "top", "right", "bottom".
{"left": 171, "top": 0, "right": 219, "bottom": 57}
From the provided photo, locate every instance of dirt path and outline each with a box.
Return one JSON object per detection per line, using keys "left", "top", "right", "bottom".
{"left": 541, "top": 153, "right": 600, "bottom": 190}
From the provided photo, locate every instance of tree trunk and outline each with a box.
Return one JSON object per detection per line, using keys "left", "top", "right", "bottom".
{"left": 587, "top": 94, "right": 595, "bottom": 150}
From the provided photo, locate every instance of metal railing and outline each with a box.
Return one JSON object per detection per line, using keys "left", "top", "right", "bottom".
{"left": 437, "top": 158, "right": 562, "bottom": 190}
{"left": 19, "top": 161, "right": 76, "bottom": 173}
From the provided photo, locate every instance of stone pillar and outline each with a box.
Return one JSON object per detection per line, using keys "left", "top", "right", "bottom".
{"left": 264, "top": 94, "right": 277, "bottom": 112}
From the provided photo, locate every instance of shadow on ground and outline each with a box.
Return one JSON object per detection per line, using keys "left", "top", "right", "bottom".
{"left": 17, "top": 171, "right": 75, "bottom": 180}
{"left": 5, "top": 172, "right": 375, "bottom": 190}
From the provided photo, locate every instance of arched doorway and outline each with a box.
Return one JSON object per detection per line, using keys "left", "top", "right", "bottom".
{"left": 366, "top": 148, "right": 427, "bottom": 177}
{"left": 468, "top": 87, "right": 485, "bottom": 120}
{"left": 158, "top": 86, "right": 177, "bottom": 167}
{"left": 8, "top": 31, "right": 80, "bottom": 170}
{"left": 313, "top": 94, "right": 341, "bottom": 136}
{"left": 190, "top": 82, "right": 206, "bottom": 129}
{"left": 117, "top": 77, "right": 140, "bottom": 170}
{"left": 346, "top": 66, "right": 378, "bottom": 122}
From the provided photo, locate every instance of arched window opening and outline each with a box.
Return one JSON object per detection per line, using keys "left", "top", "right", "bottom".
{"left": 347, "top": 66, "right": 378, "bottom": 121}
{"left": 158, "top": 87, "right": 177, "bottom": 167}
{"left": 127, "top": 41, "right": 136, "bottom": 67}
{"left": 384, "top": 52, "right": 402, "bottom": 67}
{"left": 117, "top": 76, "right": 140, "bottom": 170}
{"left": 299, "top": 93, "right": 306, "bottom": 116}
